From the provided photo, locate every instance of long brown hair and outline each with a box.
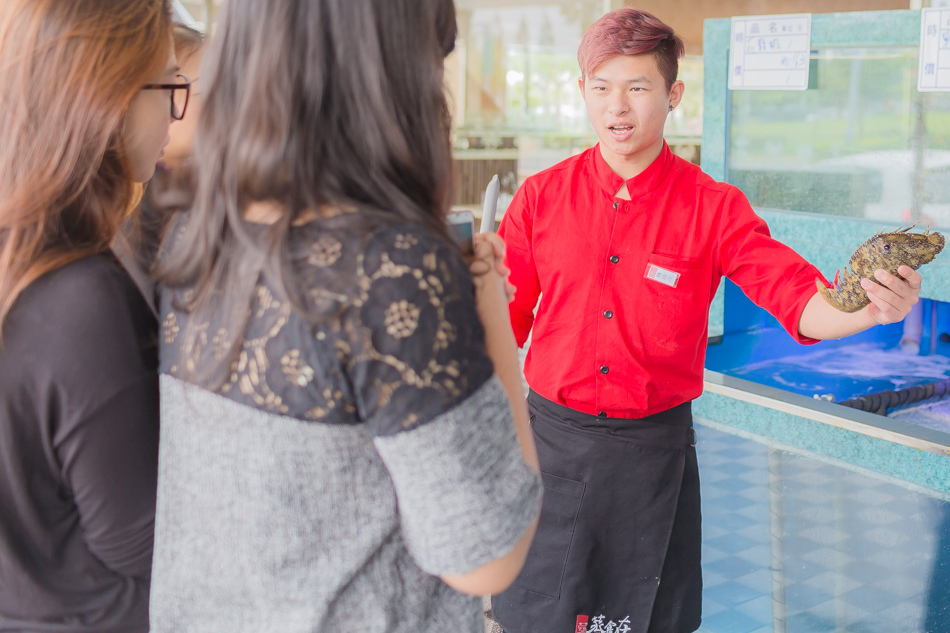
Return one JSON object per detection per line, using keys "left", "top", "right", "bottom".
{"left": 0, "top": 0, "right": 172, "bottom": 331}
{"left": 159, "top": 0, "right": 458, "bottom": 387}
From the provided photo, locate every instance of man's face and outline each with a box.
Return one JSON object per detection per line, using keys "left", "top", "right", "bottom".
{"left": 579, "top": 53, "right": 683, "bottom": 175}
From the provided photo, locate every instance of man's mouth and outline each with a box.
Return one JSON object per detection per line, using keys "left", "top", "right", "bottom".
{"left": 608, "top": 124, "right": 633, "bottom": 139}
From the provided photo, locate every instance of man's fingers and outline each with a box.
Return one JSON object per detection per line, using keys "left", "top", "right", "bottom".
{"left": 862, "top": 270, "right": 922, "bottom": 325}
{"left": 862, "top": 277, "right": 898, "bottom": 303}
{"left": 896, "top": 265, "right": 923, "bottom": 290}
{"left": 873, "top": 267, "right": 922, "bottom": 291}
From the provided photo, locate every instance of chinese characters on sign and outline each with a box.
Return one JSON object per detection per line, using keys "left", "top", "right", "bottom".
{"left": 728, "top": 14, "right": 812, "bottom": 91}
{"left": 919, "top": 8, "right": 950, "bottom": 92}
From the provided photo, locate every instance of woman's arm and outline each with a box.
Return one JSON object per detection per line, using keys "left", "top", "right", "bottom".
{"left": 798, "top": 265, "right": 922, "bottom": 340}
{"left": 439, "top": 234, "right": 540, "bottom": 597}
{"left": 468, "top": 233, "right": 538, "bottom": 471}
{"left": 58, "top": 374, "right": 159, "bottom": 578}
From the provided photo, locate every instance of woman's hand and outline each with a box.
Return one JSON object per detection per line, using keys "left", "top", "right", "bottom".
{"left": 470, "top": 233, "right": 515, "bottom": 302}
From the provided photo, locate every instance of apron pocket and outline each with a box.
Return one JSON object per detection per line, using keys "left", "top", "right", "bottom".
{"left": 511, "top": 471, "right": 585, "bottom": 599}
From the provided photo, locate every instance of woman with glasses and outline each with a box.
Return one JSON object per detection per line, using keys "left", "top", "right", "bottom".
{"left": 150, "top": 0, "right": 541, "bottom": 631}
{"left": 0, "top": 1, "right": 178, "bottom": 631}
{"left": 118, "top": 23, "right": 202, "bottom": 314}
{"left": 160, "top": 24, "right": 203, "bottom": 171}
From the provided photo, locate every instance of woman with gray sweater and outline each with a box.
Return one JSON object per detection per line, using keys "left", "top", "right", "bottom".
{"left": 148, "top": 0, "right": 542, "bottom": 631}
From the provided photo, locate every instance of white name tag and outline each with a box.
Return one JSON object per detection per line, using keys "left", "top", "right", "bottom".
{"left": 645, "top": 264, "right": 680, "bottom": 288}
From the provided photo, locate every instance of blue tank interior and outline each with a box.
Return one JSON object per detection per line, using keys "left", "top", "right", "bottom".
{"left": 705, "top": 280, "right": 950, "bottom": 427}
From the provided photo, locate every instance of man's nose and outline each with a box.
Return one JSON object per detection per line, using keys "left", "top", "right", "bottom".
{"left": 607, "top": 91, "right": 629, "bottom": 115}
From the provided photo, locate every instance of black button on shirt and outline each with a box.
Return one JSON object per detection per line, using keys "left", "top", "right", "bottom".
{"left": 600, "top": 365, "right": 609, "bottom": 374}
{"left": 609, "top": 255, "right": 619, "bottom": 264}
{"left": 604, "top": 310, "right": 613, "bottom": 319}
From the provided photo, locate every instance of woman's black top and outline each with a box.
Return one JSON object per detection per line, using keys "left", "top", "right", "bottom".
{"left": 0, "top": 253, "right": 159, "bottom": 633}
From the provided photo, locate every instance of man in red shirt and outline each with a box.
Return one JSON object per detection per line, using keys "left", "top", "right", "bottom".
{"left": 491, "top": 8, "right": 922, "bottom": 633}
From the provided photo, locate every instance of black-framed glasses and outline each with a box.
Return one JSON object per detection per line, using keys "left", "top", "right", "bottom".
{"left": 141, "top": 73, "right": 191, "bottom": 121}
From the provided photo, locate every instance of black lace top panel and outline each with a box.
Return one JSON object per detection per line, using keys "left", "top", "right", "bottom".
{"left": 159, "top": 222, "right": 495, "bottom": 437}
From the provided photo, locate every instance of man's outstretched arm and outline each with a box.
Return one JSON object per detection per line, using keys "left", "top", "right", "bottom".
{"left": 798, "top": 265, "right": 922, "bottom": 340}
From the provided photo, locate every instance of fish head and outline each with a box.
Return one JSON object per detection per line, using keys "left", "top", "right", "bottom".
{"left": 863, "top": 229, "right": 945, "bottom": 271}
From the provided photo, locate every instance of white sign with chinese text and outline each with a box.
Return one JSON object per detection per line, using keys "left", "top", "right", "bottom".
{"left": 728, "top": 14, "right": 812, "bottom": 91}
{"left": 919, "top": 8, "right": 950, "bottom": 92}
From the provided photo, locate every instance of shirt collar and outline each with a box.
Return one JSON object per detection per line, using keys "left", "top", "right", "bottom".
{"left": 589, "top": 141, "right": 674, "bottom": 199}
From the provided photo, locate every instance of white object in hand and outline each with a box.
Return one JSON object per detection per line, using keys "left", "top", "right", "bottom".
{"left": 480, "top": 174, "right": 500, "bottom": 234}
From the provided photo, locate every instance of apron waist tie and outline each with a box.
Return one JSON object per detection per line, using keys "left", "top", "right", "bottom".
{"left": 527, "top": 390, "right": 696, "bottom": 450}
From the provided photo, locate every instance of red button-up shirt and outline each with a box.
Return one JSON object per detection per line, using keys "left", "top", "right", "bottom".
{"left": 499, "top": 143, "right": 826, "bottom": 418}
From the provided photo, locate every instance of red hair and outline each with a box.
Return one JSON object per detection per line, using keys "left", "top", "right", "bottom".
{"left": 0, "top": 0, "right": 172, "bottom": 331}
{"left": 578, "top": 7, "right": 684, "bottom": 89}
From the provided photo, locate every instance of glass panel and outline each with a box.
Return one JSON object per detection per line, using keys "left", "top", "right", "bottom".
{"left": 447, "top": 2, "right": 604, "bottom": 214}
{"left": 727, "top": 47, "right": 950, "bottom": 228}
{"left": 447, "top": 2, "right": 704, "bottom": 216}
{"left": 667, "top": 55, "right": 704, "bottom": 165}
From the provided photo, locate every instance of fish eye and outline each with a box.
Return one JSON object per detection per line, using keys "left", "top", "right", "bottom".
{"left": 883, "top": 243, "right": 890, "bottom": 252}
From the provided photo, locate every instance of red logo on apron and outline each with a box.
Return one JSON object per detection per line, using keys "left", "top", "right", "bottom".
{"left": 575, "top": 615, "right": 589, "bottom": 633}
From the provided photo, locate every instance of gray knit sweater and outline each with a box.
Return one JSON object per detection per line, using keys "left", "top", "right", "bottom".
{"left": 149, "top": 223, "right": 541, "bottom": 632}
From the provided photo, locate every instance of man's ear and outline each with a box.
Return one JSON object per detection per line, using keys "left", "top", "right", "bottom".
{"left": 669, "top": 80, "right": 685, "bottom": 109}
{"left": 578, "top": 77, "right": 585, "bottom": 100}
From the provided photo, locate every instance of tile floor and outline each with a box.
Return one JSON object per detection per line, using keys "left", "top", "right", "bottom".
{"left": 695, "top": 421, "right": 950, "bottom": 633}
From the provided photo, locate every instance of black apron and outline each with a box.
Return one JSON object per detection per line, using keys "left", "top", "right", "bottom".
{"left": 492, "top": 392, "right": 702, "bottom": 633}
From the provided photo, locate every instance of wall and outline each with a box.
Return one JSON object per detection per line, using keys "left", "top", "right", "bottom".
{"left": 627, "top": 0, "right": 911, "bottom": 54}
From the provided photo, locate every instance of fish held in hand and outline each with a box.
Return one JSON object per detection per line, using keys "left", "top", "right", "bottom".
{"left": 817, "top": 226, "right": 944, "bottom": 313}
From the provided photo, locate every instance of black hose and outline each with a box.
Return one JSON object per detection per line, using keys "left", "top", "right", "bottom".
{"left": 837, "top": 379, "right": 950, "bottom": 416}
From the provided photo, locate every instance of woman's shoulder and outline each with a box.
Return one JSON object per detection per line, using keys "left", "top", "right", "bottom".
{"left": 22, "top": 252, "right": 150, "bottom": 325}
{"left": 365, "top": 221, "right": 449, "bottom": 247}
{"left": 291, "top": 219, "right": 468, "bottom": 299}
{"left": 293, "top": 219, "right": 456, "bottom": 260}
{"left": 3, "top": 252, "right": 156, "bottom": 396}
{"left": 365, "top": 221, "right": 459, "bottom": 260}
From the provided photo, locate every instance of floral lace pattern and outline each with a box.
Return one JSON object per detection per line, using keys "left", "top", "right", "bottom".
{"left": 160, "top": 223, "right": 493, "bottom": 437}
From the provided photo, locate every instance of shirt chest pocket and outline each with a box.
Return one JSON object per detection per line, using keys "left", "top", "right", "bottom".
{"left": 635, "top": 253, "right": 710, "bottom": 360}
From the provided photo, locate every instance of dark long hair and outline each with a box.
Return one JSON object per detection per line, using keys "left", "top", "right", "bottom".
{"left": 158, "top": 0, "right": 458, "bottom": 386}
{"left": 0, "top": 0, "right": 171, "bottom": 333}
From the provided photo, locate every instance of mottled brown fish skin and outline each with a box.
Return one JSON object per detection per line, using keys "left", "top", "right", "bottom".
{"left": 817, "top": 226, "right": 945, "bottom": 313}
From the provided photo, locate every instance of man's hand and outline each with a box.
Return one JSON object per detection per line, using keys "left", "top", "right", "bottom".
{"left": 861, "top": 265, "right": 922, "bottom": 325}
{"left": 800, "top": 264, "right": 924, "bottom": 340}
